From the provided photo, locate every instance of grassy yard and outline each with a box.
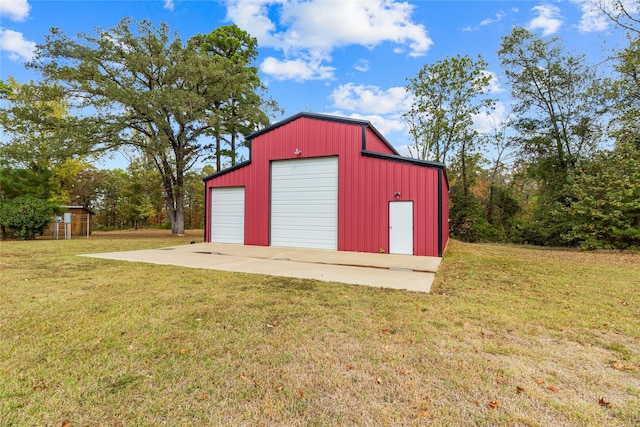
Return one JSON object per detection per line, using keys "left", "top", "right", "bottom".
{"left": 1, "top": 230, "right": 638, "bottom": 426}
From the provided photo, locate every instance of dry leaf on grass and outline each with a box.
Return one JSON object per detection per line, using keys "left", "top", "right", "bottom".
{"left": 611, "top": 363, "right": 636, "bottom": 371}
{"left": 180, "top": 348, "right": 187, "bottom": 354}
{"left": 516, "top": 386, "right": 525, "bottom": 394}
{"left": 346, "top": 365, "right": 354, "bottom": 371}
{"left": 417, "top": 409, "right": 431, "bottom": 418}
{"left": 535, "top": 378, "right": 545, "bottom": 384}
{"left": 487, "top": 400, "right": 500, "bottom": 410}
{"left": 295, "top": 390, "right": 303, "bottom": 399}
{"left": 547, "top": 385, "right": 558, "bottom": 393}
{"left": 598, "top": 397, "right": 611, "bottom": 408}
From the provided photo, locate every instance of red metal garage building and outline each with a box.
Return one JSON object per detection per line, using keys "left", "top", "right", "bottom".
{"left": 203, "top": 112, "right": 449, "bottom": 257}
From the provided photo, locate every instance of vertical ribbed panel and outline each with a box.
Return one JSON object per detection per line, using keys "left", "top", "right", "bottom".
{"left": 365, "top": 128, "right": 396, "bottom": 154}
{"left": 205, "top": 115, "right": 447, "bottom": 257}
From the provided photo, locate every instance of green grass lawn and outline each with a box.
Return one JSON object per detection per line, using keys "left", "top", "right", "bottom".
{"left": 1, "top": 230, "right": 638, "bottom": 426}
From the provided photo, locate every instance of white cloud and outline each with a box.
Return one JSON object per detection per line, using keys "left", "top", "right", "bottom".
{"left": 329, "top": 111, "right": 407, "bottom": 136}
{"left": 573, "top": 0, "right": 640, "bottom": 33}
{"left": 481, "top": 70, "right": 505, "bottom": 94}
{"left": 226, "top": 0, "right": 432, "bottom": 81}
{"left": 472, "top": 101, "right": 508, "bottom": 134}
{"left": 0, "top": 0, "right": 30, "bottom": 22}
{"left": 163, "top": 0, "right": 175, "bottom": 11}
{"left": 330, "top": 83, "right": 412, "bottom": 115}
{"left": 227, "top": 0, "right": 431, "bottom": 56}
{"left": 0, "top": 29, "right": 36, "bottom": 61}
{"left": 480, "top": 11, "right": 505, "bottom": 26}
{"left": 354, "top": 59, "right": 369, "bottom": 72}
{"left": 528, "top": 4, "right": 563, "bottom": 36}
{"left": 225, "top": 1, "right": 277, "bottom": 46}
{"left": 464, "top": 10, "right": 507, "bottom": 31}
{"left": 260, "top": 56, "right": 335, "bottom": 81}
{"left": 576, "top": 5, "right": 610, "bottom": 32}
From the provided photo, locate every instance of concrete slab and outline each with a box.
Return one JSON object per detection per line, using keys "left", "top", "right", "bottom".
{"left": 81, "top": 243, "right": 441, "bottom": 293}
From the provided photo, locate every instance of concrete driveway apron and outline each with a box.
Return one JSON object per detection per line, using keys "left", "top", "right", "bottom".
{"left": 81, "top": 243, "right": 441, "bottom": 293}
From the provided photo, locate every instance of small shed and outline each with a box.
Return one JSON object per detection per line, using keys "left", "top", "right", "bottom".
{"left": 203, "top": 112, "right": 449, "bottom": 257}
{"left": 43, "top": 206, "right": 94, "bottom": 238}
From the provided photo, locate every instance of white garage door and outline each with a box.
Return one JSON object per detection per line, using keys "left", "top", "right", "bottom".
{"left": 211, "top": 187, "right": 244, "bottom": 244}
{"left": 271, "top": 157, "right": 338, "bottom": 250}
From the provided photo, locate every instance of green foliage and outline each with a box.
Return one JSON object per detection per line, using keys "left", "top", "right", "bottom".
{"left": 29, "top": 19, "right": 277, "bottom": 235}
{"left": 191, "top": 25, "right": 281, "bottom": 170}
{"left": 0, "top": 78, "right": 90, "bottom": 167}
{"left": 607, "top": 34, "right": 640, "bottom": 147}
{"left": 498, "top": 27, "right": 604, "bottom": 184}
{"left": 404, "top": 54, "right": 495, "bottom": 164}
{"left": 449, "top": 191, "right": 492, "bottom": 243}
{"left": 93, "top": 169, "right": 129, "bottom": 229}
{"left": 0, "top": 78, "right": 88, "bottom": 205}
{"left": 0, "top": 163, "right": 52, "bottom": 202}
{"left": 561, "top": 142, "right": 640, "bottom": 249}
{"left": 0, "top": 195, "right": 53, "bottom": 240}
{"left": 485, "top": 184, "right": 521, "bottom": 241}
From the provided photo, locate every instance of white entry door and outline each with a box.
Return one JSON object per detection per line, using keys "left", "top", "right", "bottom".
{"left": 389, "top": 201, "right": 413, "bottom": 255}
{"left": 271, "top": 157, "right": 338, "bottom": 250}
{"left": 211, "top": 187, "right": 245, "bottom": 244}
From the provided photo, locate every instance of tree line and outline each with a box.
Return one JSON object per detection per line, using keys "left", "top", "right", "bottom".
{"left": 1, "top": 6, "right": 638, "bottom": 248}
{"left": 1, "top": 20, "right": 279, "bottom": 238}
{"left": 404, "top": 9, "right": 639, "bottom": 250}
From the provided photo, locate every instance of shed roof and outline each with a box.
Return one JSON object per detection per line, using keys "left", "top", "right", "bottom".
{"left": 58, "top": 205, "right": 96, "bottom": 215}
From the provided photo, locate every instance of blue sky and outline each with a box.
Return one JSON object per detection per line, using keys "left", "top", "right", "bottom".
{"left": 0, "top": 0, "right": 635, "bottom": 166}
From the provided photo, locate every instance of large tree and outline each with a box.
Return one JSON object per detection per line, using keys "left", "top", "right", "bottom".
{"left": 404, "top": 55, "right": 496, "bottom": 242}
{"left": 404, "top": 54, "right": 495, "bottom": 167}
{"left": 497, "top": 28, "right": 607, "bottom": 244}
{"left": 607, "top": 34, "right": 640, "bottom": 147}
{"left": 191, "top": 26, "right": 280, "bottom": 170}
{"left": 498, "top": 27, "right": 605, "bottom": 186}
{"left": 28, "top": 19, "right": 274, "bottom": 235}
{"left": 0, "top": 78, "right": 87, "bottom": 203}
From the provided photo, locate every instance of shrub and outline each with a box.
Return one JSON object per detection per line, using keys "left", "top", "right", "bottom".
{"left": 0, "top": 195, "right": 53, "bottom": 240}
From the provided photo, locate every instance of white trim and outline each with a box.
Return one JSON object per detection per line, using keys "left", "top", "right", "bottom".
{"left": 211, "top": 187, "right": 245, "bottom": 244}
{"left": 271, "top": 157, "right": 338, "bottom": 250}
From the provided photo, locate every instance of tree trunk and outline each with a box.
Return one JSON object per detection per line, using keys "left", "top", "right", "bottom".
{"left": 216, "top": 134, "right": 221, "bottom": 172}
{"left": 231, "top": 132, "right": 236, "bottom": 166}
{"left": 172, "top": 202, "right": 185, "bottom": 235}
{"left": 487, "top": 185, "right": 495, "bottom": 225}
{"left": 461, "top": 142, "right": 468, "bottom": 196}
{"left": 172, "top": 162, "right": 186, "bottom": 236}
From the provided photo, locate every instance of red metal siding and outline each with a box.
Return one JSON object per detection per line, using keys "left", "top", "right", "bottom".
{"left": 365, "top": 128, "right": 397, "bottom": 154}
{"left": 337, "top": 155, "right": 439, "bottom": 256}
{"left": 205, "top": 114, "right": 446, "bottom": 257}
